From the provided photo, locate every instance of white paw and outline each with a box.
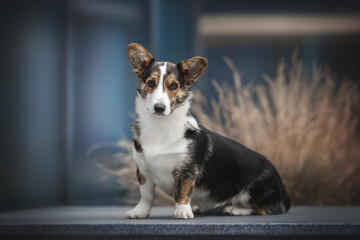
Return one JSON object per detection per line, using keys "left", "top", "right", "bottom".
{"left": 173, "top": 203, "right": 194, "bottom": 219}
{"left": 223, "top": 206, "right": 253, "bottom": 216}
{"left": 125, "top": 206, "right": 151, "bottom": 219}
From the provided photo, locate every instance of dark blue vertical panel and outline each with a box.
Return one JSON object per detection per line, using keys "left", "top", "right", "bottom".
{"left": 18, "top": 8, "right": 62, "bottom": 208}
{"left": 0, "top": 0, "right": 66, "bottom": 210}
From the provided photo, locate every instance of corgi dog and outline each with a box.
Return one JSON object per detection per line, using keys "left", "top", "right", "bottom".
{"left": 125, "top": 43, "right": 290, "bottom": 219}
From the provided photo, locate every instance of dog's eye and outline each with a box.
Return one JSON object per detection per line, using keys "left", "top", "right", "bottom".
{"left": 147, "top": 80, "right": 156, "bottom": 88}
{"left": 169, "top": 83, "right": 178, "bottom": 91}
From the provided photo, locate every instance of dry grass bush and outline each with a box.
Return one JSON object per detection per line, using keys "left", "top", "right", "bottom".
{"left": 108, "top": 52, "right": 360, "bottom": 205}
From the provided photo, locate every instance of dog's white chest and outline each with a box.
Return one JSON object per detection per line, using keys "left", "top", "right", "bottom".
{"left": 134, "top": 140, "right": 189, "bottom": 196}
{"left": 134, "top": 118, "right": 190, "bottom": 196}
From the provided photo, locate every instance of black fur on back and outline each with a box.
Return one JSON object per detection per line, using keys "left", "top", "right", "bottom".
{"left": 184, "top": 125, "right": 290, "bottom": 215}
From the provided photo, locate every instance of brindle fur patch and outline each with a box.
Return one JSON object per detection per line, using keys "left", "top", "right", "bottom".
{"left": 131, "top": 120, "right": 141, "bottom": 139}
{"left": 173, "top": 167, "right": 196, "bottom": 205}
{"left": 132, "top": 120, "right": 143, "bottom": 152}
{"left": 175, "top": 178, "right": 196, "bottom": 205}
{"left": 136, "top": 167, "right": 146, "bottom": 185}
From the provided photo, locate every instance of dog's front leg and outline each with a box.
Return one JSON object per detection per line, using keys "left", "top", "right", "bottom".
{"left": 173, "top": 174, "right": 195, "bottom": 219}
{"left": 125, "top": 169, "right": 155, "bottom": 219}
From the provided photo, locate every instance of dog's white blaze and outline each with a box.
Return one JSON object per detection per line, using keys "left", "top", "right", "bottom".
{"left": 146, "top": 63, "right": 171, "bottom": 116}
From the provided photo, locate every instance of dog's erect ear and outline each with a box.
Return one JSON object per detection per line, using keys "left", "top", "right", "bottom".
{"left": 128, "top": 43, "right": 154, "bottom": 78}
{"left": 178, "top": 57, "right": 207, "bottom": 85}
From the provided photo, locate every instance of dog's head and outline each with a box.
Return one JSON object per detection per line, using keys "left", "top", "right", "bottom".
{"left": 128, "top": 43, "right": 207, "bottom": 117}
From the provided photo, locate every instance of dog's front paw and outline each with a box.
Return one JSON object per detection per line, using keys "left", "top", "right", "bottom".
{"left": 125, "top": 205, "right": 151, "bottom": 219}
{"left": 173, "top": 203, "right": 194, "bottom": 219}
{"left": 173, "top": 209, "right": 194, "bottom": 219}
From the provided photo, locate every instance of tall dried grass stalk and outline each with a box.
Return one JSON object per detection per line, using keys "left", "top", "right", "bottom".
{"left": 110, "top": 53, "right": 360, "bottom": 205}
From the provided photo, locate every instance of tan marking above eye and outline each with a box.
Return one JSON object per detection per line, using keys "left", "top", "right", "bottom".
{"left": 164, "top": 73, "right": 176, "bottom": 81}
{"left": 164, "top": 73, "right": 177, "bottom": 86}
{"left": 147, "top": 72, "right": 160, "bottom": 81}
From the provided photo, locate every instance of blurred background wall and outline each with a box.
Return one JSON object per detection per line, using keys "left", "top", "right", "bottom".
{"left": 1, "top": 0, "right": 359, "bottom": 211}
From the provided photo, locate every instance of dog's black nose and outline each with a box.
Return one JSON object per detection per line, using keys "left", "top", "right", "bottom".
{"left": 154, "top": 103, "right": 166, "bottom": 114}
